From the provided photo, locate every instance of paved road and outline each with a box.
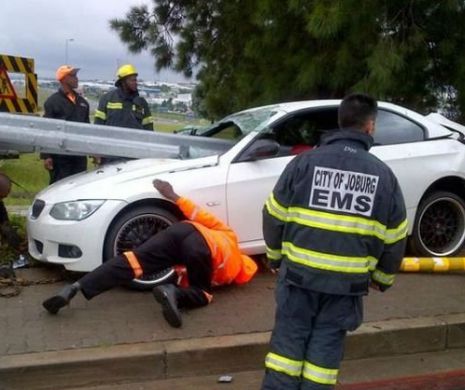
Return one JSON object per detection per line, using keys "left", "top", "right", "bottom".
{"left": 1, "top": 268, "right": 465, "bottom": 357}
{"left": 67, "top": 349, "right": 465, "bottom": 390}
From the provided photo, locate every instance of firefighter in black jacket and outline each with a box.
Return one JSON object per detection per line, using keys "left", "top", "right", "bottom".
{"left": 41, "top": 65, "right": 89, "bottom": 184}
{"left": 94, "top": 64, "right": 154, "bottom": 165}
{"left": 261, "top": 94, "right": 407, "bottom": 389}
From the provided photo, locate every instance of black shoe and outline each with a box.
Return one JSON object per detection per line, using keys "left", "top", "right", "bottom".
{"left": 153, "top": 284, "right": 182, "bottom": 328}
{"left": 42, "top": 284, "right": 79, "bottom": 315}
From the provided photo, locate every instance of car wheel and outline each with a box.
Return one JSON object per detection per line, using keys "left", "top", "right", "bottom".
{"left": 409, "top": 191, "right": 465, "bottom": 257}
{"left": 103, "top": 205, "right": 180, "bottom": 290}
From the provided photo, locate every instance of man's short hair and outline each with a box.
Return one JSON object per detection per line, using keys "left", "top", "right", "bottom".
{"left": 338, "top": 93, "right": 378, "bottom": 129}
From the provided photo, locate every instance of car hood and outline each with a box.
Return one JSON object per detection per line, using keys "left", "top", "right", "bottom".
{"left": 36, "top": 155, "right": 220, "bottom": 203}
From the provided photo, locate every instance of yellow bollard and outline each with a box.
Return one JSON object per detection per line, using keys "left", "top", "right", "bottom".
{"left": 400, "top": 257, "right": 465, "bottom": 272}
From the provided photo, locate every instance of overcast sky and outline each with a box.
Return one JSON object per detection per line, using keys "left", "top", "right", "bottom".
{"left": 0, "top": 0, "right": 190, "bottom": 83}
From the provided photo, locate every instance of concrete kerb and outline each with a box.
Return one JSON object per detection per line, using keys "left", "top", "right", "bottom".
{"left": 1, "top": 314, "right": 465, "bottom": 389}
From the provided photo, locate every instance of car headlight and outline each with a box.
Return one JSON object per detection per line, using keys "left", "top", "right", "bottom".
{"left": 50, "top": 200, "right": 105, "bottom": 221}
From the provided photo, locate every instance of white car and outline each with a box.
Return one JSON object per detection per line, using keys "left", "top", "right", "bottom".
{"left": 27, "top": 100, "right": 465, "bottom": 287}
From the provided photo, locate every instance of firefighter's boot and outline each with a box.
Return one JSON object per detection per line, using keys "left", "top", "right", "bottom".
{"left": 42, "top": 282, "right": 80, "bottom": 315}
{"left": 153, "top": 284, "right": 182, "bottom": 328}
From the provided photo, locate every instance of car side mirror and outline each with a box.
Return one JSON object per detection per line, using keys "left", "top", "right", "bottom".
{"left": 241, "top": 139, "right": 281, "bottom": 161}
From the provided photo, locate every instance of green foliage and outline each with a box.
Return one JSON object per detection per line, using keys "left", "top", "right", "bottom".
{"left": 111, "top": 1, "right": 465, "bottom": 121}
{"left": 0, "top": 154, "right": 48, "bottom": 206}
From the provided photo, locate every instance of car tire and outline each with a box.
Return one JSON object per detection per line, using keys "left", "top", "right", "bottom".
{"left": 409, "top": 191, "right": 465, "bottom": 257}
{"left": 103, "top": 205, "right": 180, "bottom": 291}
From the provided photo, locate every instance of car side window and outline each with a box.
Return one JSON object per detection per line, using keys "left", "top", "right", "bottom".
{"left": 374, "top": 110, "right": 425, "bottom": 145}
{"left": 255, "top": 108, "right": 339, "bottom": 158}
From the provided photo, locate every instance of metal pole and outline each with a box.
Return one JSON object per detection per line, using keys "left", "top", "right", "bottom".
{"left": 65, "top": 38, "right": 74, "bottom": 64}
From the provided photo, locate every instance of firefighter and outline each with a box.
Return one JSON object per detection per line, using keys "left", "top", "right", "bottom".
{"left": 261, "top": 93, "right": 408, "bottom": 389}
{"left": 42, "top": 179, "right": 258, "bottom": 328}
{"left": 41, "top": 65, "right": 89, "bottom": 184}
{"left": 94, "top": 64, "right": 154, "bottom": 165}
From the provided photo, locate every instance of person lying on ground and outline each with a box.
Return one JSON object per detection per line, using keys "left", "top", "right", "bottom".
{"left": 42, "top": 179, "right": 258, "bottom": 327}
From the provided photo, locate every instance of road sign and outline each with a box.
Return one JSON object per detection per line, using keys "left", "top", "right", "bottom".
{"left": 0, "top": 68, "right": 17, "bottom": 99}
{"left": 0, "top": 54, "right": 37, "bottom": 114}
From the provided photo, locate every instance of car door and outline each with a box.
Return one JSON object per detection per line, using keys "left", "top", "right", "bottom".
{"left": 369, "top": 109, "right": 431, "bottom": 220}
{"left": 226, "top": 107, "right": 339, "bottom": 246}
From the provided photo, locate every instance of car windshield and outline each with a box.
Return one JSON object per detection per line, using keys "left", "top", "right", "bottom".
{"left": 219, "top": 107, "right": 280, "bottom": 135}
{"left": 178, "top": 106, "right": 280, "bottom": 159}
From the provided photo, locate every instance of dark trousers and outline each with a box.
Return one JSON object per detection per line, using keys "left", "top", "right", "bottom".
{"left": 78, "top": 222, "right": 212, "bottom": 308}
{"left": 262, "top": 270, "right": 363, "bottom": 390}
{"left": 49, "top": 155, "right": 87, "bottom": 184}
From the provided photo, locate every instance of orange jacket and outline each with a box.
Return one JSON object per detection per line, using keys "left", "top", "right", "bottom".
{"left": 176, "top": 197, "right": 257, "bottom": 286}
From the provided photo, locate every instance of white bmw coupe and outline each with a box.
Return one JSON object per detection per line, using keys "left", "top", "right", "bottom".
{"left": 27, "top": 100, "right": 465, "bottom": 287}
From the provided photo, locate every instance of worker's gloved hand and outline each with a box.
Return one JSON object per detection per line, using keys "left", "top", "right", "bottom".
{"left": 0, "top": 223, "right": 22, "bottom": 250}
{"left": 91, "top": 156, "right": 101, "bottom": 166}
{"left": 43, "top": 158, "right": 54, "bottom": 171}
{"left": 369, "top": 281, "right": 387, "bottom": 292}
{"left": 266, "top": 259, "right": 281, "bottom": 275}
{"left": 153, "top": 179, "right": 180, "bottom": 202}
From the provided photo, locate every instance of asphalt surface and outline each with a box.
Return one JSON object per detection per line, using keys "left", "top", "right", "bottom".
{"left": 2, "top": 268, "right": 465, "bottom": 357}
{"left": 1, "top": 266, "right": 465, "bottom": 389}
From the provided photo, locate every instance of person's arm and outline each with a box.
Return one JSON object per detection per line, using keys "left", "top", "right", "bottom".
{"left": 41, "top": 97, "right": 55, "bottom": 166}
{"left": 43, "top": 97, "right": 55, "bottom": 119}
{"left": 371, "top": 178, "right": 408, "bottom": 291}
{"left": 0, "top": 200, "right": 9, "bottom": 224}
{"left": 262, "top": 158, "right": 297, "bottom": 270}
{"left": 41, "top": 156, "right": 53, "bottom": 170}
{"left": 141, "top": 99, "right": 154, "bottom": 130}
{"left": 94, "top": 95, "right": 107, "bottom": 125}
{"left": 0, "top": 201, "right": 21, "bottom": 250}
{"left": 93, "top": 96, "right": 107, "bottom": 164}
{"left": 153, "top": 179, "right": 229, "bottom": 231}
{"left": 84, "top": 98, "right": 90, "bottom": 124}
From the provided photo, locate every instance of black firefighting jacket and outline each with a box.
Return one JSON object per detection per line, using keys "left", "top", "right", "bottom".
{"left": 263, "top": 129, "right": 407, "bottom": 295}
{"left": 41, "top": 88, "right": 89, "bottom": 164}
{"left": 94, "top": 87, "right": 153, "bottom": 130}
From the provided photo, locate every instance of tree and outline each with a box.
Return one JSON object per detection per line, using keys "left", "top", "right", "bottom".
{"left": 111, "top": 1, "right": 465, "bottom": 120}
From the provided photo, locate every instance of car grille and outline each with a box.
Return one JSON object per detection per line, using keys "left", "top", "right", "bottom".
{"left": 31, "top": 199, "right": 45, "bottom": 219}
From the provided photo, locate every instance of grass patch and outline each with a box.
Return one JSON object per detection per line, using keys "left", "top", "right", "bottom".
{"left": 156, "top": 122, "right": 186, "bottom": 133}
{"left": 1, "top": 154, "right": 49, "bottom": 206}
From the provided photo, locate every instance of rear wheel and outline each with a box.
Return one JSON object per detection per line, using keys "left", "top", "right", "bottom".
{"left": 103, "top": 205, "right": 180, "bottom": 290}
{"left": 409, "top": 191, "right": 465, "bottom": 257}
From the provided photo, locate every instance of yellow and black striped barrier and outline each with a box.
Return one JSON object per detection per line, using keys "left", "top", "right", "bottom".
{"left": 0, "top": 54, "right": 37, "bottom": 114}
{"left": 400, "top": 257, "right": 465, "bottom": 272}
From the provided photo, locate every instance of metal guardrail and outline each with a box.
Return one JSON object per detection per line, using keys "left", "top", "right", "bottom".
{"left": 0, "top": 112, "right": 231, "bottom": 159}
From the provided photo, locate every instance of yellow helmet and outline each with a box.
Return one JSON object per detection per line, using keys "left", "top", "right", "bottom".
{"left": 115, "top": 64, "right": 138, "bottom": 85}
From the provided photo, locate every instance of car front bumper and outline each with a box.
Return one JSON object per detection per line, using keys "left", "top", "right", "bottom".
{"left": 27, "top": 199, "right": 127, "bottom": 272}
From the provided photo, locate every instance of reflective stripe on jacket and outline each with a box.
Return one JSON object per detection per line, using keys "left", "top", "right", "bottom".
{"left": 94, "top": 87, "right": 153, "bottom": 130}
{"left": 176, "top": 197, "right": 257, "bottom": 286}
{"left": 263, "top": 129, "right": 407, "bottom": 295}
